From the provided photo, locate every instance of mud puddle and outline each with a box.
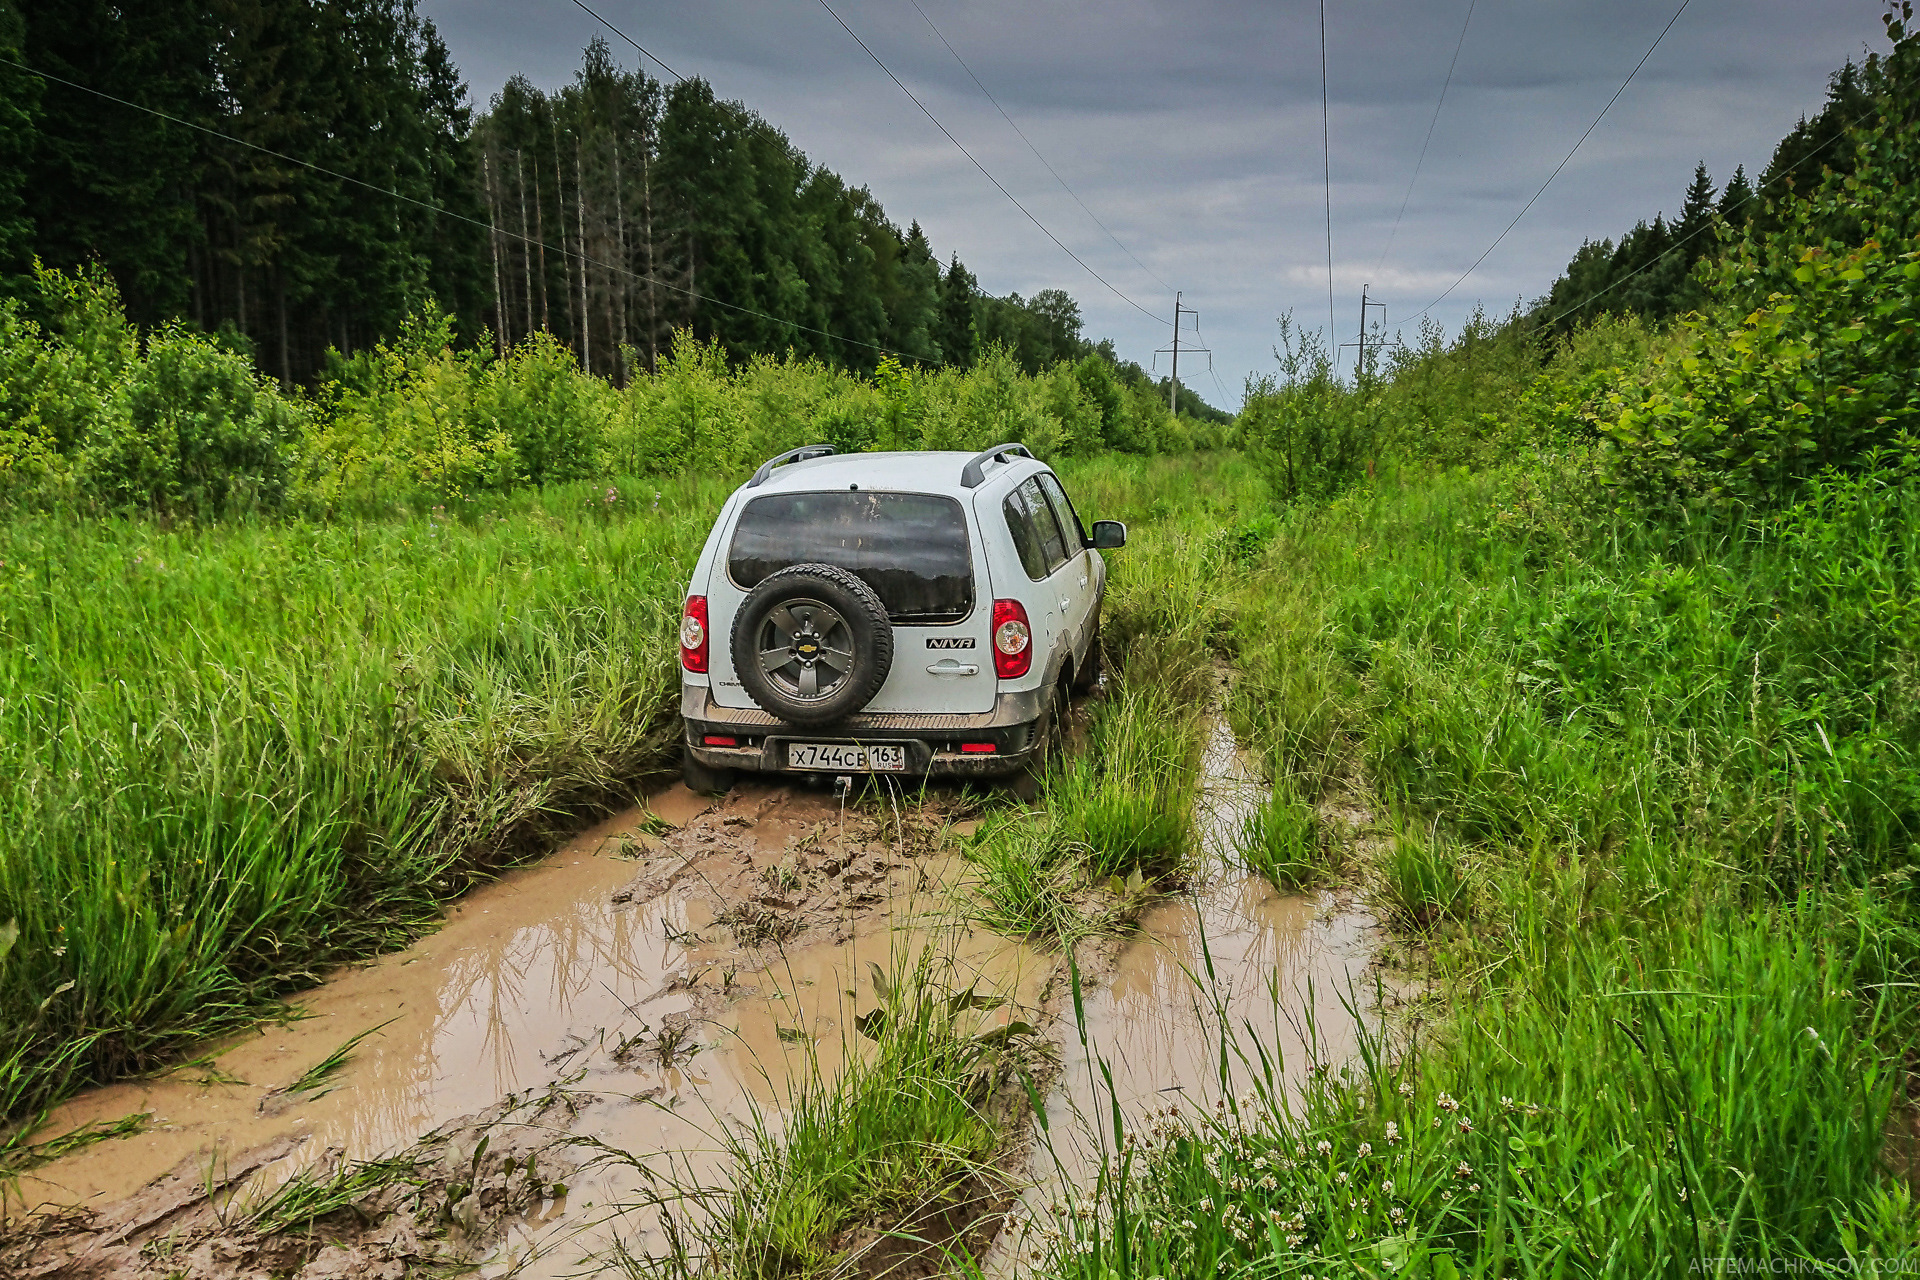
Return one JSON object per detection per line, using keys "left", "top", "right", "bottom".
{"left": 987, "top": 702, "right": 1384, "bottom": 1271}
{"left": 1048, "top": 709, "right": 1381, "bottom": 1150}
{"left": 7, "top": 779, "right": 1047, "bottom": 1280}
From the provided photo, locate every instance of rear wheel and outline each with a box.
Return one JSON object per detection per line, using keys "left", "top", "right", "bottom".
{"left": 1072, "top": 614, "right": 1104, "bottom": 694}
{"left": 1010, "top": 676, "right": 1071, "bottom": 802}
{"left": 681, "top": 744, "right": 735, "bottom": 796}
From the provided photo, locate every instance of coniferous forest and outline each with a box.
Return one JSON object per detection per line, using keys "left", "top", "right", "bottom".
{"left": 0, "top": 0, "right": 1212, "bottom": 404}
{"left": 1531, "top": 53, "right": 1891, "bottom": 337}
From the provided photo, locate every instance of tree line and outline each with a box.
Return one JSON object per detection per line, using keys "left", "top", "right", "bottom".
{"left": 0, "top": 2, "right": 1220, "bottom": 412}
{"left": 1531, "top": 54, "right": 1893, "bottom": 337}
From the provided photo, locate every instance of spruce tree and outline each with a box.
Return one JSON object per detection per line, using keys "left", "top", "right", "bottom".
{"left": 936, "top": 254, "right": 978, "bottom": 368}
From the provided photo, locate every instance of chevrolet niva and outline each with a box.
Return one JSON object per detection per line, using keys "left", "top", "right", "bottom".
{"left": 677, "top": 443, "right": 1125, "bottom": 793}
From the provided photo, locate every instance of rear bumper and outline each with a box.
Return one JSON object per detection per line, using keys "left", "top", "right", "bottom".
{"left": 681, "top": 683, "right": 1046, "bottom": 778}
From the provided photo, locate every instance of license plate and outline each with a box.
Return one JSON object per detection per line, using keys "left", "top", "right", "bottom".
{"left": 786, "top": 742, "right": 907, "bottom": 772}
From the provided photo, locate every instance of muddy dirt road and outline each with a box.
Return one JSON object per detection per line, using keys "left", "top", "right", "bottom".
{"left": 6, "top": 712, "right": 1383, "bottom": 1280}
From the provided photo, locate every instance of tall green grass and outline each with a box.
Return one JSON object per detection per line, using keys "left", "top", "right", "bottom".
{"left": 1013, "top": 449, "right": 1920, "bottom": 1268}
{"left": 1029, "top": 891, "right": 1914, "bottom": 1273}
{"left": 0, "top": 475, "right": 726, "bottom": 1134}
{"left": 601, "top": 950, "right": 1022, "bottom": 1280}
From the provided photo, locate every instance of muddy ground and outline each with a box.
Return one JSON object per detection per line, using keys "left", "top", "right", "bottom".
{"left": 4, "top": 708, "right": 1388, "bottom": 1280}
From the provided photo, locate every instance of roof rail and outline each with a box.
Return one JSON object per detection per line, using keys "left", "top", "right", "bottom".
{"left": 959, "top": 442, "right": 1035, "bottom": 489}
{"left": 747, "top": 444, "right": 835, "bottom": 488}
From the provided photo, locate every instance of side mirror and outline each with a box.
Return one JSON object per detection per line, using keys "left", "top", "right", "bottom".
{"left": 1090, "top": 520, "right": 1127, "bottom": 550}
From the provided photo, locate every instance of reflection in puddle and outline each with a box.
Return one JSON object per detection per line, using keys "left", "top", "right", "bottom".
{"left": 1045, "top": 884, "right": 1376, "bottom": 1180}
{"left": 998, "top": 710, "right": 1380, "bottom": 1268}
{"left": 11, "top": 794, "right": 706, "bottom": 1219}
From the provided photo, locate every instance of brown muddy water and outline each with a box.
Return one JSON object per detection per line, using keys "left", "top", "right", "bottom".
{"left": 11, "top": 781, "right": 1049, "bottom": 1278}
{"left": 9, "top": 702, "right": 1382, "bottom": 1279}
{"left": 981, "top": 706, "right": 1384, "bottom": 1275}
{"left": 1046, "top": 711, "right": 1380, "bottom": 1147}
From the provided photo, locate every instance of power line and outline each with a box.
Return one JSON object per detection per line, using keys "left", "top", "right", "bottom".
{"left": 904, "top": 0, "right": 1174, "bottom": 296}
{"left": 569, "top": 0, "right": 684, "bottom": 82}
{"left": 1375, "top": 0, "right": 1475, "bottom": 275}
{"left": 1318, "top": 0, "right": 1337, "bottom": 354}
{"left": 1208, "top": 364, "right": 1235, "bottom": 408}
{"left": 1407, "top": 0, "right": 1695, "bottom": 323}
{"left": 813, "top": 0, "right": 1163, "bottom": 324}
{"left": 0, "top": 52, "right": 947, "bottom": 367}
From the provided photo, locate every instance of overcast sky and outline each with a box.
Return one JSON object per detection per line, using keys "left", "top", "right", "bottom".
{"left": 422, "top": 0, "right": 1893, "bottom": 409}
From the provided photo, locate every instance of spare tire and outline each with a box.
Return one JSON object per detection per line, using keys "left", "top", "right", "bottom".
{"left": 731, "top": 563, "right": 894, "bottom": 726}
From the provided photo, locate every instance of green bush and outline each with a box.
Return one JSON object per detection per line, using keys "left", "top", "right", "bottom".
{"left": 0, "top": 265, "right": 303, "bottom": 517}
{"left": 474, "top": 329, "right": 613, "bottom": 486}
{"left": 92, "top": 323, "right": 303, "bottom": 515}
{"left": 1239, "top": 315, "right": 1376, "bottom": 503}
{"left": 1602, "top": 15, "right": 1920, "bottom": 500}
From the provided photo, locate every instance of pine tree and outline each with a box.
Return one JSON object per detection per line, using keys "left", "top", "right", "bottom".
{"left": 1718, "top": 164, "right": 1756, "bottom": 224}
{"left": 890, "top": 221, "right": 941, "bottom": 364}
{"left": 1678, "top": 162, "right": 1716, "bottom": 238}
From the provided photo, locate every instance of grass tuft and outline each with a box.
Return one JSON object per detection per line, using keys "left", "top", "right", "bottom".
{"left": 285, "top": 1018, "right": 399, "bottom": 1098}
{"left": 1376, "top": 829, "right": 1471, "bottom": 932}
{"left": 600, "top": 951, "right": 1030, "bottom": 1280}
{"left": 1235, "top": 789, "right": 1335, "bottom": 893}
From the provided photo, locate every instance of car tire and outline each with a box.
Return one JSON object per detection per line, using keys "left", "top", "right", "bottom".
{"left": 1072, "top": 614, "right": 1103, "bottom": 694}
{"left": 731, "top": 563, "right": 894, "bottom": 726}
{"left": 682, "top": 743, "right": 735, "bottom": 796}
{"left": 1010, "top": 674, "right": 1070, "bottom": 802}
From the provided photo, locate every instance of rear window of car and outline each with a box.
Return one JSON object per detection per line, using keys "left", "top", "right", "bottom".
{"left": 727, "top": 491, "right": 974, "bottom": 624}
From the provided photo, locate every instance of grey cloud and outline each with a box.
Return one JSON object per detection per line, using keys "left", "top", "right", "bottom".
{"left": 425, "top": 0, "right": 1892, "bottom": 407}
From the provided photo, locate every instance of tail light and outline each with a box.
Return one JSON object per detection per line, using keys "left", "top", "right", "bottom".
{"left": 680, "top": 595, "right": 709, "bottom": 672}
{"left": 991, "top": 599, "right": 1032, "bottom": 679}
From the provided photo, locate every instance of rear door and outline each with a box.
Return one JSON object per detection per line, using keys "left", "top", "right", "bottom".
{"left": 716, "top": 488, "right": 995, "bottom": 715}
{"left": 1036, "top": 471, "right": 1097, "bottom": 659}
{"left": 1001, "top": 475, "right": 1077, "bottom": 685}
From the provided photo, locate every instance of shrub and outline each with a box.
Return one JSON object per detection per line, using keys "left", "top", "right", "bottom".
{"left": 0, "top": 265, "right": 302, "bottom": 518}
{"left": 473, "top": 330, "right": 612, "bottom": 486}
{"left": 91, "top": 323, "right": 304, "bottom": 515}
{"left": 301, "top": 308, "right": 514, "bottom": 506}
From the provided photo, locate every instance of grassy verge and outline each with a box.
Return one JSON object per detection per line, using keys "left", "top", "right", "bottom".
{"left": 0, "top": 474, "right": 727, "bottom": 1139}
{"left": 1013, "top": 453, "right": 1920, "bottom": 1270}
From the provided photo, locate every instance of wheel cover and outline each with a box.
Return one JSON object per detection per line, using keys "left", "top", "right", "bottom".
{"left": 754, "top": 597, "right": 857, "bottom": 703}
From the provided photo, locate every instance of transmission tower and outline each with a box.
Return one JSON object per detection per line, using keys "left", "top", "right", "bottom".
{"left": 1153, "top": 292, "right": 1210, "bottom": 417}
{"left": 1339, "top": 284, "right": 1399, "bottom": 386}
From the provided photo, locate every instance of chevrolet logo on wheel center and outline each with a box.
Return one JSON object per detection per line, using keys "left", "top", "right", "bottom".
{"left": 925, "top": 637, "right": 977, "bottom": 649}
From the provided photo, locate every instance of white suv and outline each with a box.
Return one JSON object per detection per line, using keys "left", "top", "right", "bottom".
{"left": 677, "top": 443, "right": 1125, "bottom": 792}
